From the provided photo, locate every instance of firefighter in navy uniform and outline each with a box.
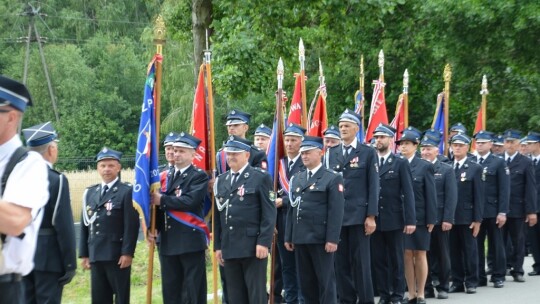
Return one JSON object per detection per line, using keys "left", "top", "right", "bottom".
{"left": 396, "top": 127, "right": 437, "bottom": 304}
{"left": 448, "top": 134, "right": 484, "bottom": 294}
{"left": 473, "top": 130, "right": 510, "bottom": 289}
{"left": 324, "top": 109, "right": 379, "bottom": 304}
{"left": 502, "top": 130, "right": 537, "bottom": 282}
{"left": 213, "top": 137, "right": 276, "bottom": 304}
{"left": 275, "top": 123, "right": 306, "bottom": 304}
{"left": 420, "top": 131, "right": 457, "bottom": 300}
{"left": 22, "top": 122, "right": 77, "bottom": 304}
{"left": 372, "top": 124, "right": 416, "bottom": 304}
{"left": 214, "top": 109, "right": 268, "bottom": 304}
{"left": 150, "top": 133, "right": 209, "bottom": 304}
{"left": 253, "top": 123, "right": 272, "bottom": 152}
{"left": 79, "top": 148, "right": 140, "bottom": 304}
{"left": 285, "top": 136, "right": 344, "bottom": 303}
{"left": 525, "top": 132, "right": 540, "bottom": 276}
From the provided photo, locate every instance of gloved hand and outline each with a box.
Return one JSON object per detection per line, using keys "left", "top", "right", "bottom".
{"left": 58, "top": 270, "right": 76, "bottom": 286}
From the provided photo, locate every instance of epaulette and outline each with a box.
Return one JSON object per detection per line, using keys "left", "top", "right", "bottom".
{"left": 87, "top": 183, "right": 100, "bottom": 189}
{"left": 252, "top": 167, "right": 266, "bottom": 174}
{"left": 252, "top": 145, "right": 262, "bottom": 151}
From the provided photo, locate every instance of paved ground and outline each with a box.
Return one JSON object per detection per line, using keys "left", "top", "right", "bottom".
{"left": 397, "top": 256, "right": 539, "bottom": 304}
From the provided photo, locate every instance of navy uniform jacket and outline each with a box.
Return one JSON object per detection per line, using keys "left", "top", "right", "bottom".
{"left": 79, "top": 180, "right": 140, "bottom": 262}
{"left": 476, "top": 154, "right": 510, "bottom": 218}
{"left": 216, "top": 145, "right": 268, "bottom": 174}
{"left": 156, "top": 165, "right": 209, "bottom": 255}
{"left": 409, "top": 156, "right": 438, "bottom": 226}
{"left": 534, "top": 158, "right": 540, "bottom": 212}
{"left": 324, "top": 141, "right": 379, "bottom": 226}
{"left": 454, "top": 159, "right": 484, "bottom": 225}
{"left": 377, "top": 154, "right": 416, "bottom": 231}
{"left": 507, "top": 153, "right": 537, "bottom": 217}
{"left": 34, "top": 168, "right": 76, "bottom": 273}
{"left": 214, "top": 165, "right": 276, "bottom": 260}
{"left": 279, "top": 157, "right": 305, "bottom": 208}
{"left": 432, "top": 160, "right": 458, "bottom": 224}
{"left": 285, "top": 167, "right": 344, "bottom": 244}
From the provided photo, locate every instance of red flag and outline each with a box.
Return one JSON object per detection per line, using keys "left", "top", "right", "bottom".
{"left": 471, "top": 105, "right": 484, "bottom": 151}
{"left": 307, "top": 92, "right": 328, "bottom": 137}
{"left": 365, "top": 79, "right": 388, "bottom": 143}
{"left": 288, "top": 74, "right": 303, "bottom": 125}
{"left": 390, "top": 94, "right": 405, "bottom": 153}
{"left": 190, "top": 65, "right": 209, "bottom": 170}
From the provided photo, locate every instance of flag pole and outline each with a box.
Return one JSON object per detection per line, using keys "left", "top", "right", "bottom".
{"left": 360, "top": 55, "right": 365, "bottom": 132}
{"left": 270, "top": 58, "right": 285, "bottom": 304}
{"left": 299, "top": 39, "right": 308, "bottom": 128}
{"left": 403, "top": 69, "right": 409, "bottom": 128}
{"left": 203, "top": 29, "right": 219, "bottom": 304}
{"left": 480, "top": 75, "right": 488, "bottom": 130}
{"left": 443, "top": 64, "right": 452, "bottom": 156}
{"left": 146, "top": 14, "right": 166, "bottom": 304}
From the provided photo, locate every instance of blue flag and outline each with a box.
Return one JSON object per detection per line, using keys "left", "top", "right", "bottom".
{"left": 431, "top": 93, "right": 445, "bottom": 154}
{"left": 133, "top": 55, "right": 162, "bottom": 233}
{"left": 354, "top": 90, "right": 364, "bottom": 143}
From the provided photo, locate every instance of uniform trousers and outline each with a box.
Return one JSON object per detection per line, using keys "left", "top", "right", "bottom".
{"left": 0, "top": 279, "right": 24, "bottom": 304}
{"left": 477, "top": 218, "right": 506, "bottom": 283}
{"left": 223, "top": 256, "right": 267, "bottom": 304}
{"left": 372, "top": 229, "right": 405, "bottom": 303}
{"left": 504, "top": 218, "right": 526, "bottom": 275}
{"left": 450, "top": 225, "right": 479, "bottom": 288}
{"left": 426, "top": 225, "right": 451, "bottom": 292}
{"left": 277, "top": 207, "right": 301, "bottom": 303}
{"left": 23, "top": 270, "right": 63, "bottom": 304}
{"left": 295, "top": 244, "right": 337, "bottom": 304}
{"left": 159, "top": 250, "right": 207, "bottom": 304}
{"left": 335, "top": 224, "right": 374, "bottom": 304}
{"left": 90, "top": 261, "right": 131, "bottom": 304}
{"left": 529, "top": 213, "right": 540, "bottom": 272}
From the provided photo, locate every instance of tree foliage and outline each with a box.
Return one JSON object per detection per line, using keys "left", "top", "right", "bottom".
{"left": 0, "top": 0, "right": 538, "bottom": 164}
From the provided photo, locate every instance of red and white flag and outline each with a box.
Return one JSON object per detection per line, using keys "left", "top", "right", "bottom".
{"left": 365, "top": 79, "right": 388, "bottom": 143}
{"left": 190, "top": 65, "right": 209, "bottom": 170}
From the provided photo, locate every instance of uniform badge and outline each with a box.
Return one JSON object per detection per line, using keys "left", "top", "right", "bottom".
{"left": 388, "top": 157, "right": 393, "bottom": 163}
{"left": 482, "top": 168, "right": 487, "bottom": 181}
{"left": 244, "top": 172, "right": 250, "bottom": 179}
{"left": 112, "top": 186, "right": 118, "bottom": 193}
{"left": 505, "top": 167, "right": 510, "bottom": 175}
{"left": 269, "top": 191, "right": 276, "bottom": 202}
{"left": 175, "top": 186, "right": 182, "bottom": 197}
{"left": 460, "top": 172, "right": 467, "bottom": 182}
{"left": 375, "top": 163, "right": 379, "bottom": 173}
{"left": 296, "top": 187, "right": 300, "bottom": 193}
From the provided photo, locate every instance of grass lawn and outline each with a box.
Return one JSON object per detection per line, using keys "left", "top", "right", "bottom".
{"left": 62, "top": 241, "right": 223, "bottom": 304}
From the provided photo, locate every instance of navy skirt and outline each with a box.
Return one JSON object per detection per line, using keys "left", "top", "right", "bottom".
{"left": 404, "top": 226, "right": 431, "bottom": 251}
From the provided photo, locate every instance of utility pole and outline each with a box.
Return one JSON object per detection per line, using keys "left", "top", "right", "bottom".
{"left": 19, "top": 3, "right": 60, "bottom": 122}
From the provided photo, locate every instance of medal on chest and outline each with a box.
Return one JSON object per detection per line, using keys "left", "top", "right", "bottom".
{"left": 175, "top": 186, "right": 182, "bottom": 197}
{"left": 105, "top": 200, "right": 113, "bottom": 216}
{"left": 237, "top": 184, "right": 245, "bottom": 201}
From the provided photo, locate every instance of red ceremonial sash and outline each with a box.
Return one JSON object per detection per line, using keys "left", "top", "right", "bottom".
{"left": 167, "top": 210, "right": 211, "bottom": 245}
{"left": 278, "top": 159, "right": 290, "bottom": 195}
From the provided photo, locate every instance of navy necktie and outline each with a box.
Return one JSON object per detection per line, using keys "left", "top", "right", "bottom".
{"left": 101, "top": 185, "right": 109, "bottom": 199}
{"left": 231, "top": 172, "right": 239, "bottom": 185}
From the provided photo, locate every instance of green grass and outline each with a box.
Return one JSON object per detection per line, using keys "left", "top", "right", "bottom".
{"left": 62, "top": 241, "right": 223, "bottom": 304}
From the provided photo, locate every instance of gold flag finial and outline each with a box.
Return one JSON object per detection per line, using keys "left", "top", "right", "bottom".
{"left": 480, "top": 75, "right": 489, "bottom": 95}
{"left": 443, "top": 64, "right": 452, "bottom": 82}
{"left": 378, "top": 49, "right": 384, "bottom": 68}
{"left": 154, "top": 15, "right": 166, "bottom": 43}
